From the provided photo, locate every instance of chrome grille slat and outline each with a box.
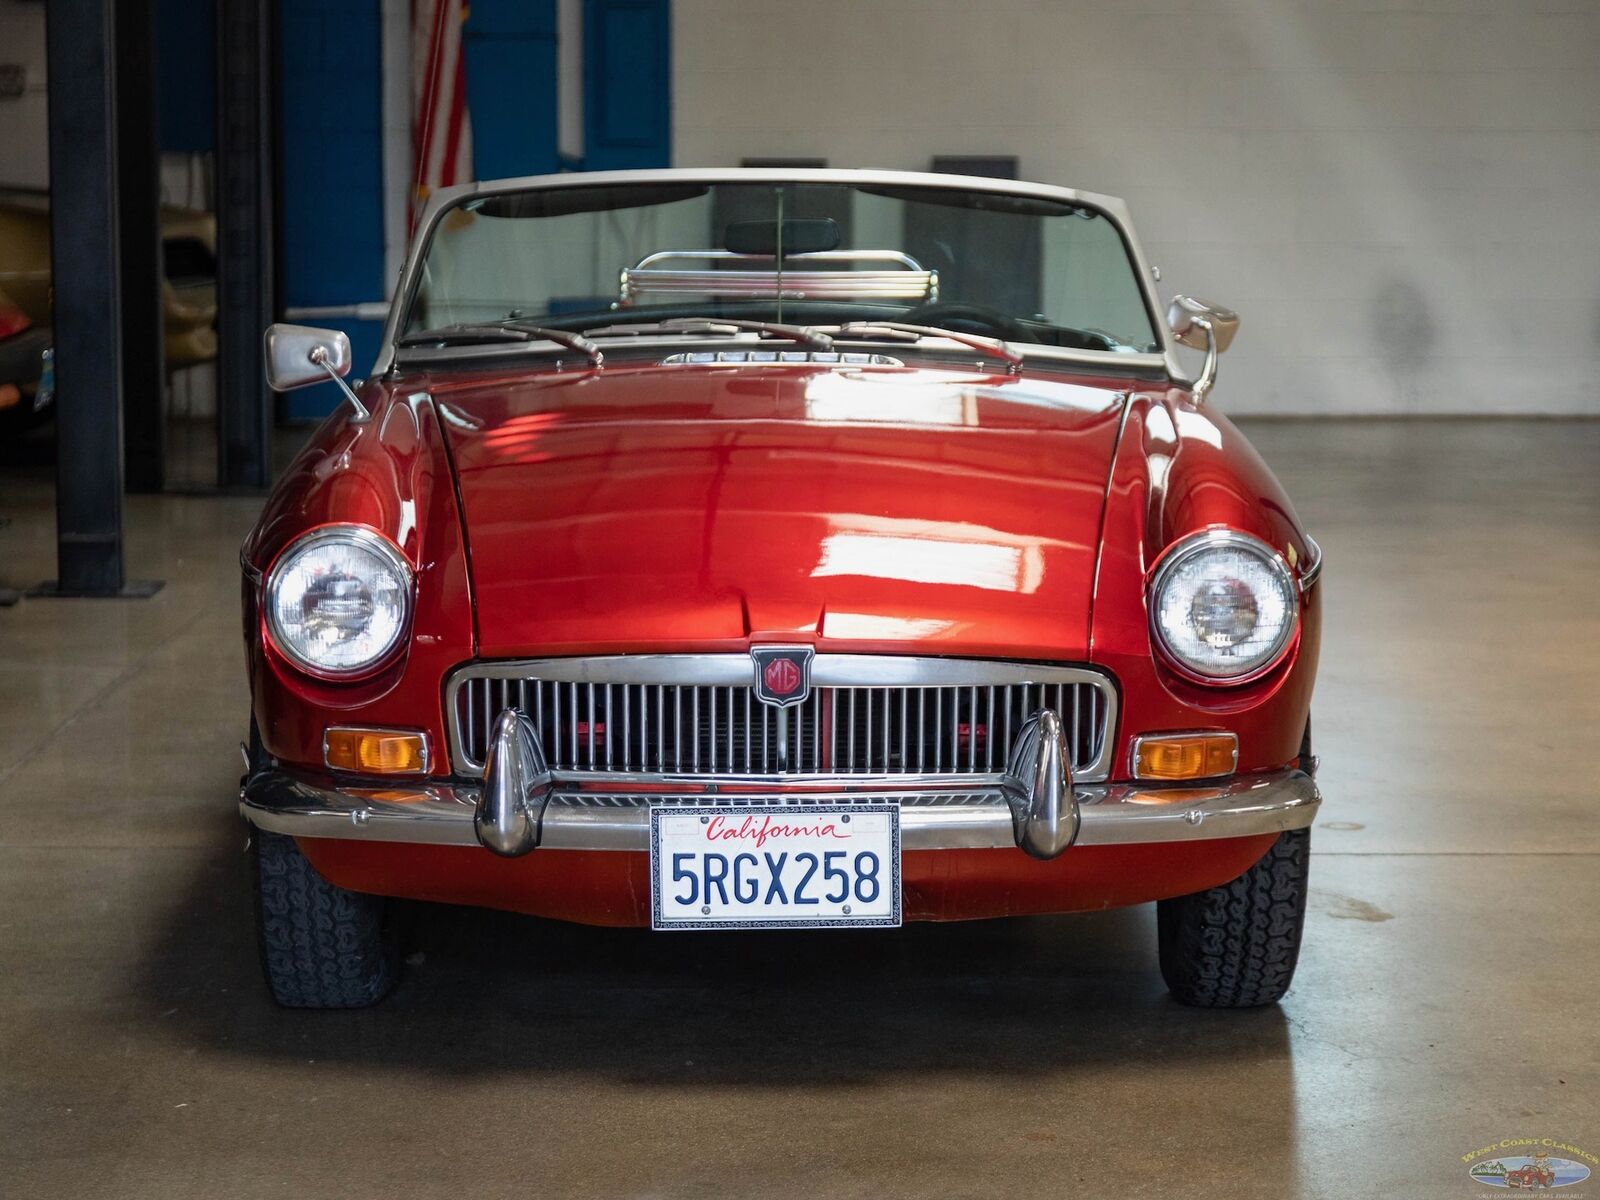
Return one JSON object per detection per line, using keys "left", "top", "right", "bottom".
{"left": 847, "top": 689, "right": 857, "bottom": 772}
{"left": 568, "top": 682, "right": 578, "bottom": 763}
{"left": 813, "top": 692, "right": 822, "bottom": 771}
{"left": 451, "top": 657, "right": 1117, "bottom": 782}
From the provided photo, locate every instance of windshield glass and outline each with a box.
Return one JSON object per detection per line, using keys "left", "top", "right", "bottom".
{"left": 401, "top": 180, "right": 1160, "bottom": 352}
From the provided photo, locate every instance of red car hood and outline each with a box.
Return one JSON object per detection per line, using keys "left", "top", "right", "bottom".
{"left": 429, "top": 362, "right": 1128, "bottom": 658}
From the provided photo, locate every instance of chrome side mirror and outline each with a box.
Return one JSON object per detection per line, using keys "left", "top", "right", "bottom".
{"left": 1167, "top": 296, "right": 1239, "bottom": 405}
{"left": 263, "top": 323, "right": 369, "bottom": 421}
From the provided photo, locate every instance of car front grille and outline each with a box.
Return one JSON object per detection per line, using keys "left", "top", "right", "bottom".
{"left": 448, "top": 656, "right": 1117, "bottom": 783}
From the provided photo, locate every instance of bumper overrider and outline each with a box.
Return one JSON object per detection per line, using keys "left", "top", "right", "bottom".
{"left": 240, "top": 707, "right": 1321, "bottom": 860}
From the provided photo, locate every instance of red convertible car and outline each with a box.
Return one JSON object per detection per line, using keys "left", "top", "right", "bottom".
{"left": 1505, "top": 1164, "right": 1557, "bottom": 1189}
{"left": 241, "top": 168, "right": 1322, "bottom": 1009}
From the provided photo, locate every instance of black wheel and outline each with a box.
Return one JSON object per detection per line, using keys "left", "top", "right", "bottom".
{"left": 252, "top": 829, "right": 399, "bottom": 1009}
{"left": 1157, "top": 827, "right": 1310, "bottom": 1008}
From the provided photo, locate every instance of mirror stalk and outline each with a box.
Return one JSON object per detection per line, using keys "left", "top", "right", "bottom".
{"left": 1190, "top": 316, "right": 1218, "bottom": 406}
{"left": 310, "top": 345, "right": 370, "bottom": 422}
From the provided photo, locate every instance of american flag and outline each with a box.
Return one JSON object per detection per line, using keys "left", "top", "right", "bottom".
{"left": 412, "top": 0, "right": 473, "bottom": 219}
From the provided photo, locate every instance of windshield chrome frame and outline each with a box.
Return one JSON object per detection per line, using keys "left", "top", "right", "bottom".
{"left": 374, "top": 167, "right": 1184, "bottom": 381}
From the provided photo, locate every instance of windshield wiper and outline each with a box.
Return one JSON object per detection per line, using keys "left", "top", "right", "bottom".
{"left": 499, "top": 322, "right": 605, "bottom": 364}
{"left": 578, "top": 316, "right": 834, "bottom": 351}
{"left": 830, "top": 322, "right": 1023, "bottom": 372}
{"left": 398, "top": 322, "right": 604, "bottom": 366}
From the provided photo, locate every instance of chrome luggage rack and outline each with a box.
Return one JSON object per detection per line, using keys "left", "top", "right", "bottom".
{"left": 619, "top": 249, "right": 938, "bottom": 304}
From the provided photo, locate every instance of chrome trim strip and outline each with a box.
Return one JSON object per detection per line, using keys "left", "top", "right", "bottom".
{"left": 238, "top": 546, "right": 263, "bottom": 587}
{"left": 657, "top": 350, "right": 904, "bottom": 367}
{"left": 1300, "top": 534, "right": 1324, "bottom": 590}
{"left": 240, "top": 767, "right": 1320, "bottom": 852}
{"left": 443, "top": 655, "right": 1119, "bottom": 782}
{"left": 449, "top": 654, "right": 1115, "bottom": 689}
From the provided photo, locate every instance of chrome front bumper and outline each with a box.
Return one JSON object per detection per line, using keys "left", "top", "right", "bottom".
{"left": 240, "top": 707, "right": 1320, "bottom": 858}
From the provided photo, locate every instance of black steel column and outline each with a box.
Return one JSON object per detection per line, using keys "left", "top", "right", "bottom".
{"left": 214, "top": 0, "right": 275, "bottom": 489}
{"left": 41, "top": 0, "right": 127, "bottom": 594}
{"left": 116, "top": 0, "right": 166, "bottom": 493}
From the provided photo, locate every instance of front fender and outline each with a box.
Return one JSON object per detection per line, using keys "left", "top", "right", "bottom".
{"left": 1089, "top": 389, "right": 1320, "bottom": 777}
{"left": 241, "top": 384, "right": 475, "bottom": 771}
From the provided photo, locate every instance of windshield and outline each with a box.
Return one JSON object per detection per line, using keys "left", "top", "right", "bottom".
{"left": 401, "top": 180, "right": 1160, "bottom": 353}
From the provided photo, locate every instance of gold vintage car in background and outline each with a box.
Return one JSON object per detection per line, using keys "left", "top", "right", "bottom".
{"left": 0, "top": 189, "right": 218, "bottom": 422}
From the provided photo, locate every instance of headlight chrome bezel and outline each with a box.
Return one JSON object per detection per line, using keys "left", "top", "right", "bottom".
{"left": 1148, "top": 528, "right": 1300, "bottom": 686}
{"left": 263, "top": 524, "right": 414, "bottom": 681}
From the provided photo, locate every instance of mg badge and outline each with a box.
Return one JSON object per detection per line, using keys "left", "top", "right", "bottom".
{"left": 750, "top": 645, "right": 814, "bottom": 708}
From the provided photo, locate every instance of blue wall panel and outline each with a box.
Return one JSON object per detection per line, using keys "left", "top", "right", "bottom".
{"left": 464, "top": 0, "right": 559, "bottom": 180}
{"left": 583, "top": 0, "right": 671, "bottom": 170}
{"left": 271, "top": 0, "right": 669, "bottom": 418}
{"left": 278, "top": 0, "right": 387, "bottom": 419}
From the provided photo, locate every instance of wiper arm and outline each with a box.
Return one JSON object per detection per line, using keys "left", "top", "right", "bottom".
{"left": 499, "top": 321, "right": 605, "bottom": 365}
{"left": 831, "top": 322, "right": 1023, "bottom": 373}
{"left": 579, "top": 316, "right": 834, "bottom": 351}
{"left": 397, "top": 322, "right": 604, "bottom": 366}
{"left": 662, "top": 317, "right": 833, "bottom": 351}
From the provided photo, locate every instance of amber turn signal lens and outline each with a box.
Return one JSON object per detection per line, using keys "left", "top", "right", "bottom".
{"left": 324, "top": 728, "right": 428, "bottom": 774}
{"left": 1133, "top": 733, "right": 1238, "bottom": 781}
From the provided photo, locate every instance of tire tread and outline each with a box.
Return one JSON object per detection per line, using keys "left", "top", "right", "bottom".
{"left": 1157, "top": 828, "right": 1310, "bottom": 1008}
{"left": 253, "top": 829, "right": 398, "bottom": 1009}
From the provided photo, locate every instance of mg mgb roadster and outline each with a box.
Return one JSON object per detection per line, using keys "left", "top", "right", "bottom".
{"left": 240, "top": 168, "right": 1322, "bottom": 1009}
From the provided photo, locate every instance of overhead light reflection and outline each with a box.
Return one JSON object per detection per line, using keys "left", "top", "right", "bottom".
{"left": 814, "top": 532, "right": 1043, "bottom": 593}
{"left": 804, "top": 372, "right": 976, "bottom": 426}
{"left": 822, "top": 613, "right": 959, "bottom": 640}
{"left": 1174, "top": 409, "right": 1223, "bottom": 448}
{"left": 802, "top": 370, "right": 1118, "bottom": 426}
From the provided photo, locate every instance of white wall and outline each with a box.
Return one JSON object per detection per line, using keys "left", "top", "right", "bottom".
{"left": 0, "top": 0, "right": 49, "bottom": 189}
{"left": 673, "top": 0, "right": 1600, "bottom": 416}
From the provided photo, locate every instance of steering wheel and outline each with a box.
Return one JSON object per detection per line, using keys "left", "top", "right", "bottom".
{"left": 899, "top": 301, "right": 1031, "bottom": 343}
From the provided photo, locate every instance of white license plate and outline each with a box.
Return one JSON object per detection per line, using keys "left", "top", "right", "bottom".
{"left": 649, "top": 804, "right": 901, "bottom": 930}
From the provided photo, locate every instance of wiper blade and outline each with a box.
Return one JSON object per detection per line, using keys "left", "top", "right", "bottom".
{"left": 831, "top": 322, "right": 1023, "bottom": 372}
{"left": 398, "top": 324, "right": 527, "bottom": 346}
{"left": 579, "top": 316, "right": 834, "bottom": 351}
{"left": 398, "top": 322, "right": 604, "bottom": 366}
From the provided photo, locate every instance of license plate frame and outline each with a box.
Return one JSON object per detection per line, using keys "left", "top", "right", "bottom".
{"left": 649, "top": 803, "right": 902, "bottom": 931}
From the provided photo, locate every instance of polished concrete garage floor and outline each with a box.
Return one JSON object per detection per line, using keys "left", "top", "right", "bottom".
{"left": 1, "top": 419, "right": 1596, "bottom": 1199}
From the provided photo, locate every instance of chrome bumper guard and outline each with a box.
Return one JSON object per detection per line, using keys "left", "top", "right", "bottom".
{"left": 240, "top": 707, "right": 1320, "bottom": 858}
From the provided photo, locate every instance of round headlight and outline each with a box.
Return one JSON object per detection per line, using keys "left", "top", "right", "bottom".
{"left": 264, "top": 526, "right": 412, "bottom": 678}
{"left": 1150, "top": 530, "right": 1298, "bottom": 683}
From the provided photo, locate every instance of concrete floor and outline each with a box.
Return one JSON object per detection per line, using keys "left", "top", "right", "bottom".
{"left": 1, "top": 419, "right": 1596, "bottom": 1199}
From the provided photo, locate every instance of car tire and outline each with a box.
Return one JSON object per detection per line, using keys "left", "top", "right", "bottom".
{"left": 252, "top": 828, "right": 399, "bottom": 1009}
{"left": 1156, "top": 827, "right": 1310, "bottom": 1008}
